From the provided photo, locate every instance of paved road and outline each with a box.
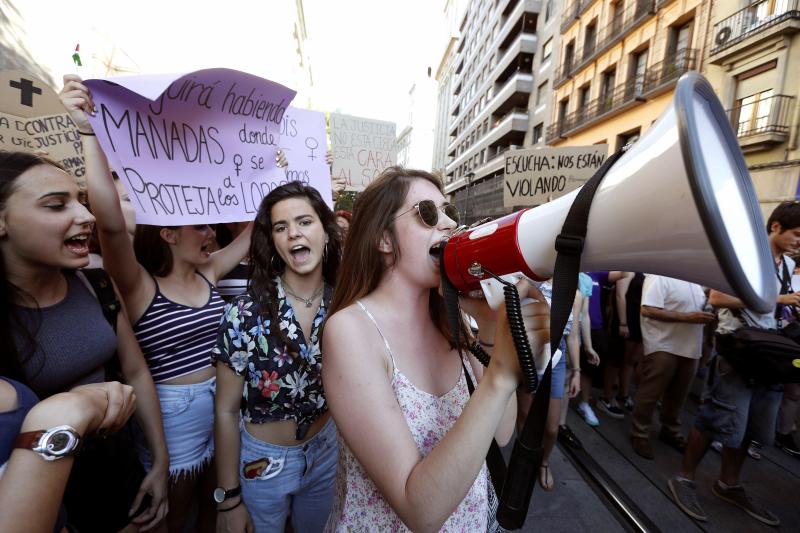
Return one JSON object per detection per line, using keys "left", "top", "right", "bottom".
{"left": 512, "top": 391, "right": 800, "bottom": 532}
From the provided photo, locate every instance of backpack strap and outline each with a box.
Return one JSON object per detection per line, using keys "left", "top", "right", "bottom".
{"left": 75, "top": 268, "right": 121, "bottom": 332}
{"left": 75, "top": 268, "right": 124, "bottom": 382}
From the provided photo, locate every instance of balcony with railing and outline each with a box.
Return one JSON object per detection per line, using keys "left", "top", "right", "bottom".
{"left": 561, "top": 0, "right": 582, "bottom": 31}
{"left": 727, "top": 92, "right": 795, "bottom": 152}
{"left": 446, "top": 109, "right": 528, "bottom": 177}
{"left": 561, "top": 0, "right": 596, "bottom": 32}
{"left": 554, "top": 0, "right": 656, "bottom": 88}
{"left": 547, "top": 48, "right": 697, "bottom": 141}
{"left": 710, "top": 0, "right": 800, "bottom": 60}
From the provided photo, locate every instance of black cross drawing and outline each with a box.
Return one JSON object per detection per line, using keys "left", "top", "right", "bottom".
{"left": 9, "top": 78, "right": 42, "bottom": 107}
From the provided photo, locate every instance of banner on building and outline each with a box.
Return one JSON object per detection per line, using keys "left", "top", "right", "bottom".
{"left": 503, "top": 145, "right": 609, "bottom": 207}
{"left": 84, "top": 68, "right": 300, "bottom": 225}
{"left": 0, "top": 70, "right": 85, "bottom": 180}
{"left": 329, "top": 112, "right": 396, "bottom": 191}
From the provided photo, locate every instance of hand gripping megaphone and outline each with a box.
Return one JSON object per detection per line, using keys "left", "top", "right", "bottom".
{"left": 442, "top": 71, "right": 775, "bottom": 315}
{"left": 439, "top": 72, "right": 776, "bottom": 530}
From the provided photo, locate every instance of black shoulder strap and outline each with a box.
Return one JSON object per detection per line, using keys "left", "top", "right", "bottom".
{"left": 77, "top": 268, "right": 121, "bottom": 332}
{"left": 496, "top": 148, "right": 625, "bottom": 529}
{"left": 774, "top": 256, "right": 794, "bottom": 320}
{"left": 460, "top": 357, "right": 507, "bottom": 495}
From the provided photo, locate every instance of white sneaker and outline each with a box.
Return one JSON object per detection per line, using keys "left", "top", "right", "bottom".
{"left": 577, "top": 402, "right": 600, "bottom": 427}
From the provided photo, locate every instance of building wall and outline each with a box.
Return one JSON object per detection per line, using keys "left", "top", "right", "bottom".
{"left": 431, "top": 0, "right": 544, "bottom": 224}
{"left": 0, "top": 0, "right": 56, "bottom": 85}
{"left": 0, "top": 1, "right": 314, "bottom": 106}
{"left": 526, "top": 0, "right": 562, "bottom": 146}
{"left": 549, "top": 0, "right": 712, "bottom": 150}
{"left": 703, "top": 0, "right": 800, "bottom": 217}
{"left": 555, "top": 90, "right": 673, "bottom": 146}
{"left": 433, "top": 0, "right": 469, "bottom": 175}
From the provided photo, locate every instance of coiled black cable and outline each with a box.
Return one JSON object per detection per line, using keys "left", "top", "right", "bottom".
{"left": 466, "top": 273, "right": 538, "bottom": 392}
{"left": 503, "top": 282, "right": 538, "bottom": 392}
{"left": 468, "top": 341, "right": 491, "bottom": 367}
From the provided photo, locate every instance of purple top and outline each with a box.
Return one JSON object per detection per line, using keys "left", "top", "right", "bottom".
{"left": 588, "top": 271, "right": 610, "bottom": 329}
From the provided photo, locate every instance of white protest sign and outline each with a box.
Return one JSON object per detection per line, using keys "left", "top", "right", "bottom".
{"left": 279, "top": 106, "right": 332, "bottom": 207}
{"left": 329, "top": 112, "right": 396, "bottom": 191}
{"left": 0, "top": 70, "right": 85, "bottom": 181}
{"left": 84, "top": 68, "right": 301, "bottom": 225}
{"left": 504, "top": 145, "right": 609, "bottom": 207}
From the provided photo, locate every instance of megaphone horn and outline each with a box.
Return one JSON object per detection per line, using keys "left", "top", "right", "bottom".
{"left": 443, "top": 72, "right": 776, "bottom": 314}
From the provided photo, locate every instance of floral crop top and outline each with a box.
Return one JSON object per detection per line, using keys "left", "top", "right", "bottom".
{"left": 212, "top": 278, "right": 332, "bottom": 440}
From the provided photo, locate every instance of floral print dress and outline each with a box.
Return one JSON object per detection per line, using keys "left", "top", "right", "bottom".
{"left": 212, "top": 278, "right": 331, "bottom": 439}
{"left": 325, "top": 301, "right": 489, "bottom": 532}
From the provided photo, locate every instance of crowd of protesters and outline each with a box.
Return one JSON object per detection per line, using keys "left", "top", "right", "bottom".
{"left": 551, "top": 202, "right": 800, "bottom": 528}
{"left": 2, "top": 73, "right": 799, "bottom": 533}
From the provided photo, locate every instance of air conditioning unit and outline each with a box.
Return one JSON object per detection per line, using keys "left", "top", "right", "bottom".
{"left": 715, "top": 26, "right": 733, "bottom": 47}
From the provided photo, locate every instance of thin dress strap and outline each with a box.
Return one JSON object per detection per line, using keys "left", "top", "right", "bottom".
{"left": 356, "top": 300, "right": 398, "bottom": 371}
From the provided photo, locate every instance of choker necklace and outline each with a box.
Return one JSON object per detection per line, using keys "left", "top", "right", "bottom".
{"left": 282, "top": 279, "right": 324, "bottom": 308}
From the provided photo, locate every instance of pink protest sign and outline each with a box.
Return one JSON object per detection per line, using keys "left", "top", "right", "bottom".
{"left": 84, "top": 68, "right": 300, "bottom": 225}
{"left": 279, "top": 106, "right": 332, "bottom": 207}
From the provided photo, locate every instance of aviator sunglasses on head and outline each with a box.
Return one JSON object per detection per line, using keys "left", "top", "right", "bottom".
{"left": 393, "top": 200, "right": 461, "bottom": 227}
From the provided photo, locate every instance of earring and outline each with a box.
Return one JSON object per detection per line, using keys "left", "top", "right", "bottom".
{"left": 270, "top": 254, "right": 283, "bottom": 272}
{"left": 323, "top": 242, "right": 329, "bottom": 263}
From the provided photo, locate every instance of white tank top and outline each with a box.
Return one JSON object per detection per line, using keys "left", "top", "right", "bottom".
{"left": 325, "top": 300, "right": 489, "bottom": 532}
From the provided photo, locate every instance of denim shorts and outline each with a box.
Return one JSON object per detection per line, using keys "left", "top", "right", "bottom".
{"left": 240, "top": 416, "right": 338, "bottom": 532}
{"left": 694, "top": 356, "right": 782, "bottom": 448}
{"left": 538, "top": 340, "right": 567, "bottom": 399}
{"left": 138, "top": 376, "right": 215, "bottom": 479}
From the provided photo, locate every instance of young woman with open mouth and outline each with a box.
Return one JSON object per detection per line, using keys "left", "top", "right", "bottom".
{"left": 321, "top": 166, "right": 550, "bottom": 532}
{"left": 213, "top": 181, "right": 342, "bottom": 532}
{"left": 0, "top": 151, "right": 169, "bottom": 532}
{"left": 59, "top": 75, "right": 285, "bottom": 532}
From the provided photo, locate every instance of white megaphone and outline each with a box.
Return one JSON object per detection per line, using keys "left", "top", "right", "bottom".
{"left": 442, "top": 72, "right": 776, "bottom": 317}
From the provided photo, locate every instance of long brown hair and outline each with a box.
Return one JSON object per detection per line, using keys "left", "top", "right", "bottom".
{"left": 250, "top": 181, "right": 342, "bottom": 355}
{"left": 133, "top": 225, "right": 178, "bottom": 277}
{"left": 328, "top": 166, "right": 467, "bottom": 349}
{"left": 0, "top": 151, "right": 67, "bottom": 382}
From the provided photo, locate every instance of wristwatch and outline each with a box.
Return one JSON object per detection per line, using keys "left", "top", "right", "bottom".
{"left": 213, "top": 485, "right": 242, "bottom": 503}
{"left": 14, "top": 425, "right": 82, "bottom": 461}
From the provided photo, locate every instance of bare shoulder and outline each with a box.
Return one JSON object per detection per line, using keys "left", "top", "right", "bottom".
{"left": 323, "top": 303, "right": 391, "bottom": 376}
{"left": 0, "top": 379, "right": 19, "bottom": 413}
{"left": 325, "top": 303, "right": 367, "bottom": 333}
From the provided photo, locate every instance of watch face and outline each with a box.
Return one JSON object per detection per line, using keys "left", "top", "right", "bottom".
{"left": 213, "top": 488, "right": 225, "bottom": 503}
{"left": 49, "top": 431, "right": 72, "bottom": 453}
{"left": 37, "top": 426, "right": 80, "bottom": 460}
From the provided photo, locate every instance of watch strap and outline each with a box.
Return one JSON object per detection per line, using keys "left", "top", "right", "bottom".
{"left": 13, "top": 426, "right": 82, "bottom": 460}
{"left": 215, "top": 485, "right": 242, "bottom": 502}
{"left": 13, "top": 430, "right": 46, "bottom": 452}
{"left": 223, "top": 485, "right": 242, "bottom": 499}
{"left": 218, "top": 498, "right": 244, "bottom": 512}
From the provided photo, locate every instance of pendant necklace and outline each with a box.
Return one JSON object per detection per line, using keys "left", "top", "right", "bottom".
{"left": 282, "top": 279, "right": 324, "bottom": 308}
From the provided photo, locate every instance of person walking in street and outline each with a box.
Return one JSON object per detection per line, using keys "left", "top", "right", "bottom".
{"left": 629, "top": 275, "right": 713, "bottom": 459}
{"left": 668, "top": 201, "right": 800, "bottom": 527}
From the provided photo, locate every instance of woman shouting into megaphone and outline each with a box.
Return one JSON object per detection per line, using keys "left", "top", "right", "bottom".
{"left": 322, "top": 167, "right": 550, "bottom": 532}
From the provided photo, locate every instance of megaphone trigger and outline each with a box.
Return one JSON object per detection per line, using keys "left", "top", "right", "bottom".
{"left": 479, "top": 273, "right": 541, "bottom": 310}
